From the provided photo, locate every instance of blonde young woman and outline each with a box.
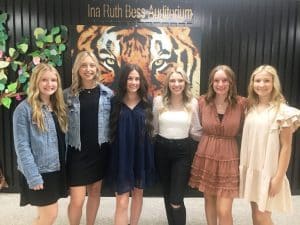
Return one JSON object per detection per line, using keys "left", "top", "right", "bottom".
{"left": 153, "top": 65, "right": 202, "bottom": 225}
{"left": 239, "top": 65, "right": 300, "bottom": 225}
{"left": 13, "top": 63, "right": 68, "bottom": 225}
{"left": 64, "top": 51, "right": 113, "bottom": 225}
{"left": 189, "top": 65, "right": 246, "bottom": 225}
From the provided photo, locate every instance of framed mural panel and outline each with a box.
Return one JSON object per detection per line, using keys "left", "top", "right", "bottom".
{"left": 71, "top": 25, "right": 201, "bottom": 96}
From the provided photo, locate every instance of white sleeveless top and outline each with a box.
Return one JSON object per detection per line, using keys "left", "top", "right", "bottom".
{"left": 158, "top": 110, "right": 191, "bottom": 139}
{"left": 153, "top": 96, "right": 202, "bottom": 140}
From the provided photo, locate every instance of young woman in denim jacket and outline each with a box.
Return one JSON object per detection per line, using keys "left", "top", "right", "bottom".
{"left": 64, "top": 51, "right": 113, "bottom": 225}
{"left": 108, "top": 64, "right": 156, "bottom": 225}
{"left": 13, "top": 63, "right": 68, "bottom": 225}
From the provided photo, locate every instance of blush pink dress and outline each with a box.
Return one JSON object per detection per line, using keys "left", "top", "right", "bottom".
{"left": 189, "top": 95, "right": 246, "bottom": 197}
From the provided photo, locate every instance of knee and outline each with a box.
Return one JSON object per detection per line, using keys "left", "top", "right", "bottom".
{"left": 217, "top": 207, "right": 232, "bottom": 221}
{"left": 169, "top": 201, "right": 184, "bottom": 209}
{"left": 252, "top": 210, "right": 268, "bottom": 225}
{"left": 131, "top": 188, "right": 143, "bottom": 199}
{"left": 41, "top": 207, "right": 58, "bottom": 224}
{"left": 87, "top": 182, "right": 101, "bottom": 198}
{"left": 116, "top": 197, "right": 129, "bottom": 212}
{"left": 48, "top": 211, "right": 58, "bottom": 223}
{"left": 69, "top": 196, "right": 85, "bottom": 209}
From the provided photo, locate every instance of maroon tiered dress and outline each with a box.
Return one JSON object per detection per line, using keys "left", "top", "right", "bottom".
{"left": 189, "top": 95, "right": 246, "bottom": 197}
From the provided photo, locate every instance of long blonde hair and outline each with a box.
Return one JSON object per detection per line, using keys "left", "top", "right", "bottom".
{"left": 27, "top": 63, "right": 68, "bottom": 132}
{"left": 205, "top": 65, "right": 238, "bottom": 106}
{"left": 71, "top": 51, "right": 100, "bottom": 96}
{"left": 247, "top": 65, "right": 285, "bottom": 108}
{"left": 161, "top": 65, "right": 193, "bottom": 112}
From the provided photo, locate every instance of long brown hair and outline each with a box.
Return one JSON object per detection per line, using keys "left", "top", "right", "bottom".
{"left": 109, "top": 64, "right": 153, "bottom": 141}
{"left": 205, "top": 65, "right": 238, "bottom": 106}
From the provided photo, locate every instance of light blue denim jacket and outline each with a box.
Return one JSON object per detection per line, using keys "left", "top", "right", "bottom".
{"left": 13, "top": 100, "right": 60, "bottom": 189}
{"left": 64, "top": 83, "right": 113, "bottom": 150}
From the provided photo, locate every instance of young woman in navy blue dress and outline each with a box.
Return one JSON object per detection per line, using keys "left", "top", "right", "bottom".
{"left": 108, "top": 64, "right": 155, "bottom": 225}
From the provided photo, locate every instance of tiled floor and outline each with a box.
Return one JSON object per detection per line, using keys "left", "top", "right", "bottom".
{"left": 0, "top": 194, "right": 299, "bottom": 225}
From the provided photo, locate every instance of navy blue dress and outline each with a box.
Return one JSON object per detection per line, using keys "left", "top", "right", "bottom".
{"left": 109, "top": 101, "right": 156, "bottom": 194}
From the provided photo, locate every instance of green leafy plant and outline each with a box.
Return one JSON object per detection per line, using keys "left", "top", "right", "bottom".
{"left": 0, "top": 12, "right": 68, "bottom": 109}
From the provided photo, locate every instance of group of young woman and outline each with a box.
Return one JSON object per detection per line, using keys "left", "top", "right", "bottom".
{"left": 12, "top": 50, "right": 300, "bottom": 225}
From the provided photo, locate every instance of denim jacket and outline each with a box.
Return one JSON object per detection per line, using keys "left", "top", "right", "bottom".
{"left": 64, "top": 83, "right": 113, "bottom": 150}
{"left": 13, "top": 100, "right": 60, "bottom": 189}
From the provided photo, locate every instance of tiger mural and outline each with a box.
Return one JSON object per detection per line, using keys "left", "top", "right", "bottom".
{"left": 74, "top": 25, "right": 201, "bottom": 96}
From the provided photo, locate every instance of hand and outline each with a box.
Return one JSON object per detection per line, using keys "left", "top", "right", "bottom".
{"left": 32, "top": 184, "right": 44, "bottom": 191}
{"left": 269, "top": 176, "right": 283, "bottom": 197}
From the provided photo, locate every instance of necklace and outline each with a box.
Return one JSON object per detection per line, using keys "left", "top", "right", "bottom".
{"left": 215, "top": 101, "right": 228, "bottom": 114}
{"left": 84, "top": 89, "right": 92, "bottom": 94}
{"left": 42, "top": 103, "right": 53, "bottom": 111}
{"left": 82, "top": 86, "right": 96, "bottom": 94}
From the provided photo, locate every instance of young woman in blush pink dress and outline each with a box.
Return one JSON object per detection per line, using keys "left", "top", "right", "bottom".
{"left": 189, "top": 65, "right": 246, "bottom": 225}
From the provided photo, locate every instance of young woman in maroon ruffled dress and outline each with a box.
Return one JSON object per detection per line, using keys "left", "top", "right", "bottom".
{"left": 189, "top": 65, "right": 246, "bottom": 225}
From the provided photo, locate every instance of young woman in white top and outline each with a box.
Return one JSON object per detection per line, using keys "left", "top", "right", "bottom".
{"left": 153, "top": 65, "right": 202, "bottom": 225}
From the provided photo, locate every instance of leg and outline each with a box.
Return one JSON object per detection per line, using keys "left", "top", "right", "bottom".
{"left": 163, "top": 196, "right": 174, "bottom": 225}
{"left": 250, "top": 202, "right": 274, "bottom": 225}
{"left": 169, "top": 204, "right": 186, "bottom": 225}
{"left": 115, "top": 192, "right": 130, "bottom": 225}
{"left": 204, "top": 194, "right": 217, "bottom": 225}
{"left": 130, "top": 188, "right": 144, "bottom": 225}
{"left": 0, "top": 164, "right": 8, "bottom": 189}
{"left": 168, "top": 143, "right": 192, "bottom": 225}
{"left": 155, "top": 140, "right": 173, "bottom": 225}
{"left": 32, "top": 202, "right": 58, "bottom": 225}
{"left": 160, "top": 139, "right": 193, "bottom": 225}
{"left": 216, "top": 197, "right": 234, "bottom": 225}
{"left": 86, "top": 180, "right": 102, "bottom": 225}
{"left": 68, "top": 186, "right": 86, "bottom": 225}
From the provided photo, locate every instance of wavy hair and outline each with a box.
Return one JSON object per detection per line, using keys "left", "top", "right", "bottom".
{"left": 70, "top": 50, "right": 100, "bottom": 96}
{"left": 247, "top": 65, "right": 285, "bottom": 108}
{"left": 109, "top": 64, "right": 153, "bottom": 141}
{"left": 161, "top": 64, "right": 193, "bottom": 112}
{"left": 27, "top": 63, "right": 67, "bottom": 132}
{"left": 205, "top": 65, "right": 238, "bottom": 106}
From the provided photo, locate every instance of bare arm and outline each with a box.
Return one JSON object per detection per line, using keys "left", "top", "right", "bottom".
{"left": 269, "top": 126, "right": 293, "bottom": 197}
{"left": 189, "top": 98, "right": 202, "bottom": 141}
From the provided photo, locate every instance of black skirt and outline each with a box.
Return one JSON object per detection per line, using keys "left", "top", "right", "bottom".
{"left": 19, "top": 170, "right": 68, "bottom": 206}
{"left": 19, "top": 112, "right": 68, "bottom": 206}
{"left": 66, "top": 142, "right": 110, "bottom": 186}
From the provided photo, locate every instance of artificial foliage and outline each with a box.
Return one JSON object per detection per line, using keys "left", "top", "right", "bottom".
{"left": 0, "top": 12, "right": 68, "bottom": 109}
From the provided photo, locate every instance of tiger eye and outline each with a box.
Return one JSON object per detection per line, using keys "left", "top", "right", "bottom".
{"left": 106, "top": 58, "right": 115, "bottom": 66}
{"left": 154, "top": 59, "right": 164, "bottom": 67}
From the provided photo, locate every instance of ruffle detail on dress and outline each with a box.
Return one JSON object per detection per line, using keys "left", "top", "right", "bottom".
{"left": 271, "top": 104, "right": 300, "bottom": 132}
{"left": 239, "top": 165, "right": 293, "bottom": 213}
{"left": 189, "top": 154, "right": 239, "bottom": 198}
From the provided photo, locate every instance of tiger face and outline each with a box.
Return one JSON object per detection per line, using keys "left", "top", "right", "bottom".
{"left": 75, "top": 25, "right": 201, "bottom": 96}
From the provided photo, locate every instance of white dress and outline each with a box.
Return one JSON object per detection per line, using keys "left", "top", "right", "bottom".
{"left": 239, "top": 103, "right": 300, "bottom": 213}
